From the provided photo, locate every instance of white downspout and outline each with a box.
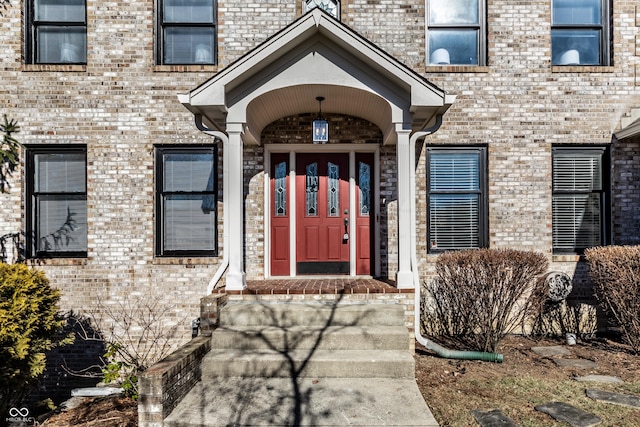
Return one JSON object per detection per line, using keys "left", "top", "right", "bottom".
{"left": 409, "top": 115, "right": 503, "bottom": 362}
{"left": 195, "top": 115, "right": 230, "bottom": 295}
{"left": 410, "top": 119, "right": 438, "bottom": 348}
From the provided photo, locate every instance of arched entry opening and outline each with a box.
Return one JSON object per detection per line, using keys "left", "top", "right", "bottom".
{"left": 263, "top": 113, "right": 382, "bottom": 277}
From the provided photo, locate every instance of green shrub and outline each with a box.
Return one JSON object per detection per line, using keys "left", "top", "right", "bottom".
{"left": 0, "top": 263, "right": 72, "bottom": 415}
{"left": 423, "top": 248, "right": 548, "bottom": 352}
{"left": 0, "top": 114, "right": 21, "bottom": 194}
{"left": 585, "top": 245, "right": 640, "bottom": 353}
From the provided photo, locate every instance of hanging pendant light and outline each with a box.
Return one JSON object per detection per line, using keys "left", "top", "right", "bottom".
{"left": 313, "top": 96, "right": 328, "bottom": 144}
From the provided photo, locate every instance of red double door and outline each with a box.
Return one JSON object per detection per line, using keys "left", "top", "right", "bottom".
{"left": 270, "top": 153, "right": 373, "bottom": 276}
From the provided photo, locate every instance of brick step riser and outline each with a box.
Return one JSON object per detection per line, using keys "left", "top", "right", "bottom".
{"left": 201, "top": 357, "right": 415, "bottom": 379}
{"left": 219, "top": 303, "right": 406, "bottom": 328}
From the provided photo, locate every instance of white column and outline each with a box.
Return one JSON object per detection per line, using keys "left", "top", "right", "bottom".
{"left": 396, "top": 127, "right": 414, "bottom": 289}
{"left": 224, "top": 123, "right": 247, "bottom": 290}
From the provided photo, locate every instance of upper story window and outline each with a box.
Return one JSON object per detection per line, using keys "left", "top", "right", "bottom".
{"left": 551, "top": 0, "right": 610, "bottom": 66}
{"left": 303, "top": 0, "right": 340, "bottom": 19}
{"left": 155, "top": 146, "right": 218, "bottom": 257}
{"left": 26, "top": 146, "right": 87, "bottom": 258}
{"left": 158, "top": 0, "right": 217, "bottom": 65}
{"left": 552, "top": 146, "right": 610, "bottom": 253}
{"left": 25, "top": 0, "right": 87, "bottom": 64}
{"left": 427, "top": 0, "right": 485, "bottom": 66}
{"left": 427, "top": 147, "right": 488, "bottom": 252}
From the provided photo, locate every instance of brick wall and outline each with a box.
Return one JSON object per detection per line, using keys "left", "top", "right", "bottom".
{"left": 612, "top": 135, "right": 640, "bottom": 245}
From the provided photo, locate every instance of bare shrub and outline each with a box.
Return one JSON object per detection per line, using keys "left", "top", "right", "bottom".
{"left": 532, "top": 301, "right": 597, "bottom": 339}
{"left": 68, "top": 295, "right": 187, "bottom": 399}
{"left": 422, "top": 248, "right": 548, "bottom": 352}
{"left": 585, "top": 245, "right": 640, "bottom": 353}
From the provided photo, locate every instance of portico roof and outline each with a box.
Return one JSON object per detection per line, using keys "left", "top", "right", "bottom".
{"left": 615, "top": 118, "right": 640, "bottom": 140}
{"left": 178, "top": 8, "right": 454, "bottom": 145}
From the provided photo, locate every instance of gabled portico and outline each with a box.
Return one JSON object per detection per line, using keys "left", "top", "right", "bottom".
{"left": 178, "top": 9, "right": 454, "bottom": 291}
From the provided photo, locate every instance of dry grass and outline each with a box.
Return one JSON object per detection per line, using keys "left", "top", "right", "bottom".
{"left": 416, "top": 335, "right": 640, "bottom": 426}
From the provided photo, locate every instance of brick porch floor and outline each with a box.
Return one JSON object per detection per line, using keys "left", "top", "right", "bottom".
{"left": 213, "top": 277, "right": 413, "bottom": 295}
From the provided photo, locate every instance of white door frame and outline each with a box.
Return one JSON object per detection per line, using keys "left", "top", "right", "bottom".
{"left": 264, "top": 144, "right": 380, "bottom": 278}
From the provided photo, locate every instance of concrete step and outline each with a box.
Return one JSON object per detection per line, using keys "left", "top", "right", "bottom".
{"left": 219, "top": 302, "right": 406, "bottom": 328}
{"left": 211, "top": 325, "right": 410, "bottom": 351}
{"left": 164, "top": 377, "right": 438, "bottom": 426}
{"left": 202, "top": 348, "right": 416, "bottom": 379}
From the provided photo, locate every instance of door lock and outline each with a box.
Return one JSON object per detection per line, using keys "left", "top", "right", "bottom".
{"left": 343, "top": 211, "right": 349, "bottom": 241}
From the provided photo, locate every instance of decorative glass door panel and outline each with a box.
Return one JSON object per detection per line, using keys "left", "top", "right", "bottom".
{"left": 270, "top": 154, "right": 290, "bottom": 276}
{"left": 355, "top": 153, "right": 374, "bottom": 275}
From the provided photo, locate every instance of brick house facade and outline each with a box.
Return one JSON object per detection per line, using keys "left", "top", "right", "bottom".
{"left": 1, "top": 0, "right": 640, "bottom": 380}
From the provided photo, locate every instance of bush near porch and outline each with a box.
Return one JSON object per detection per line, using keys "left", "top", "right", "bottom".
{"left": 585, "top": 245, "right": 640, "bottom": 354}
{"left": 422, "top": 248, "right": 548, "bottom": 353}
{"left": 0, "top": 262, "right": 72, "bottom": 416}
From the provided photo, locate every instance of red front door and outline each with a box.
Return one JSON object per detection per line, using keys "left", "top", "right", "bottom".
{"left": 296, "top": 153, "right": 350, "bottom": 274}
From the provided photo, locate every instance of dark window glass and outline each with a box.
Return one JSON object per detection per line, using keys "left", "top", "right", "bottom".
{"left": 427, "top": 147, "right": 487, "bottom": 251}
{"left": 158, "top": 0, "right": 216, "bottom": 65}
{"left": 156, "top": 147, "right": 217, "bottom": 256}
{"left": 552, "top": 147, "right": 609, "bottom": 253}
{"left": 26, "top": 147, "right": 87, "bottom": 257}
{"left": 27, "top": 0, "right": 87, "bottom": 64}
{"left": 427, "top": 0, "right": 484, "bottom": 66}
{"left": 551, "top": 0, "right": 609, "bottom": 65}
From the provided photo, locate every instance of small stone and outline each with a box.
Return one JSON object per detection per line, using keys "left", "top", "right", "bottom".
{"left": 535, "top": 401, "right": 601, "bottom": 427}
{"left": 471, "top": 409, "right": 518, "bottom": 427}
{"left": 531, "top": 346, "right": 573, "bottom": 358}
{"left": 59, "top": 396, "right": 88, "bottom": 411}
{"left": 586, "top": 389, "right": 640, "bottom": 408}
{"left": 552, "top": 358, "right": 598, "bottom": 369}
{"left": 575, "top": 375, "right": 623, "bottom": 384}
{"left": 71, "top": 387, "right": 123, "bottom": 397}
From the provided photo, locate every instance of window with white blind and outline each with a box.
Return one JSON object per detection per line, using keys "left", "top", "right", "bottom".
{"left": 551, "top": 0, "right": 610, "bottom": 66}
{"left": 26, "top": 146, "right": 87, "bottom": 257}
{"left": 158, "top": 0, "right": 217, "bottom": 65}
{"left": 552, "top": 147, "right": 609, "bottom": 253}
{"left": 427, "top": 147, "right": 487, "bottom": 252}
{"left": 25, "top": 0, "right": 87, "bottom": 64}
{"left": 156, "top": 146, "right": 217, "bottom": 256}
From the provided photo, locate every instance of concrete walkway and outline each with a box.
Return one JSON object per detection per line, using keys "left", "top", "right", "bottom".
{"left": 165, "top": 377, "right": 437, "bottom": 426}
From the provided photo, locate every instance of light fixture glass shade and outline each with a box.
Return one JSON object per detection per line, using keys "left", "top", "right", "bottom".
{"left": 430, "top": 48, "right": 450, "bottom": 64}
{"left": 558, "top": 49, "right": 580, "bottom": 65}
{"left": 195, "top": 44, "right": 212, "bottom": 63}
{"left": 313, "top": 119, "right": 328, "bottom": 143}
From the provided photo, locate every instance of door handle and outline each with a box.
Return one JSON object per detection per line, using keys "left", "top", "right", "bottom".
{"left": 343, "top": 210, "right": 349, "bottom": 241}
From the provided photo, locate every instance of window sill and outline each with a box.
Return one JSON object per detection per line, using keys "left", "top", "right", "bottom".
{"left": 426, "top": 65, "right": 489, "bottom": 73}
{"left": 153, "top": 257, "right": 218, "bottom": 266}
{"left": 552, "top": 254, "right": 584, "bottom": 262}
{"left": 551, "top": 65, "right": 614, "bottom": 73}
{"left": 27, "top": 258, "right": 88, "bottom": 266}
{"left": 22, "top": 64, "right": 87, "bottom": 72}
{"left": 154, "top": 65, "right": 219, "bottom": 73}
